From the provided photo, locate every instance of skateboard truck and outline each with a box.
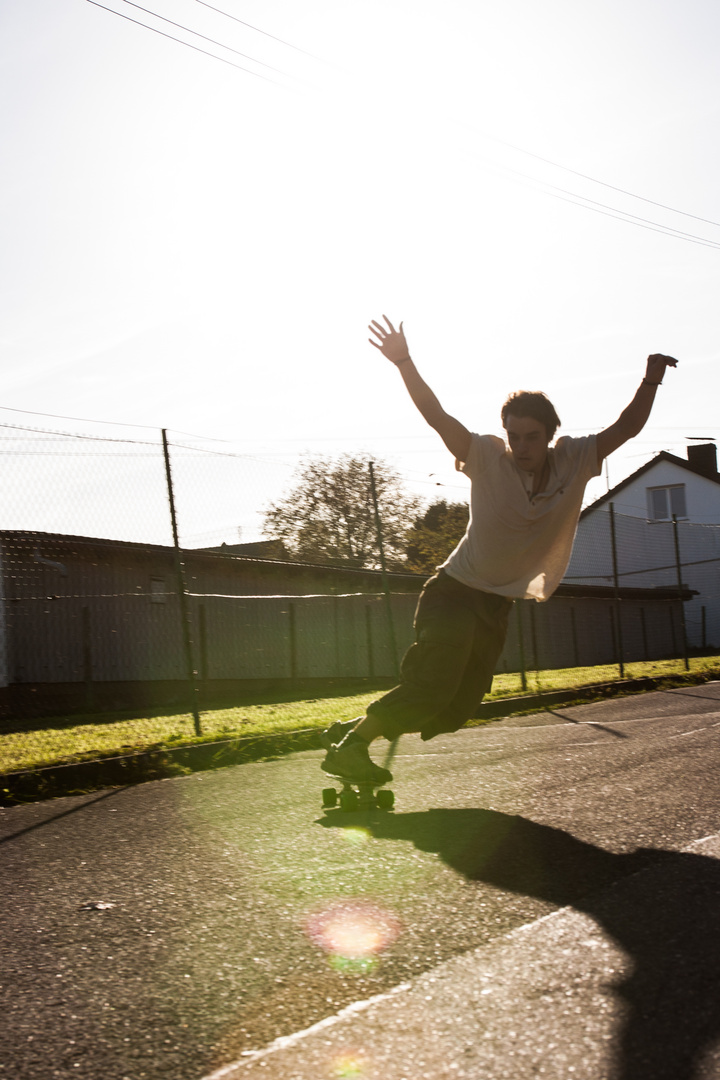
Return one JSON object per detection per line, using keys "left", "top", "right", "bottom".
{"left": 321, "top": 738, "right": 398, "bottom": 812}
{"left": 322, "top": 777, "right": 394, "bottom": 811}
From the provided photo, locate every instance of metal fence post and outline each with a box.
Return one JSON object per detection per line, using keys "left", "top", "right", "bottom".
{"left": 161, "top": 429, "right": 202, "bottom": 736}
{"left": 570, "top": 606, "right": 580, "bottom": 668}
{"left": 365, "top": 602, "right": 375, "bottom": 678}
{"left": 640, "top": 607, "right": 649, "bottom": 661}
{"left": 516, "top": 602, "right": 527, "bottom": 691}
{"left": 288, "top": 601, "right": 298, "bottom": 679}
{"left": 198, "top": 603, "right": 209, "bottom": 683}
{"left": 608, "top": 503, "right": 625, "bottom": 677}
{"left": 672, "top": 514, "right": 690, "bottom": 671}
{"left": 702, "top": 605, "right": 707, "bottom": 651}
{"left": 529, "top": 602, "right": 540, "bottom": 689}
{"left": 369, "top": 461, "right": 400, "bottom": 678}
{"left": 82, "top": 605, "right": 94, "bottom": 709}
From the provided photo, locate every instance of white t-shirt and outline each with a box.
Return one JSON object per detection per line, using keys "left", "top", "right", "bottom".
{"left": 441, "top": 433, "right": 602, "bottom": 601}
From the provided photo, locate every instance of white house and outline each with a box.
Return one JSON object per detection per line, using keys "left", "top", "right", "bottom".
{"left": 565, "top": 444, "right": 720, "bottom": 651}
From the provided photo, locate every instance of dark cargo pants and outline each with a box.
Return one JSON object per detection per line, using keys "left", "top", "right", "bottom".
{"left": 366, "top": 569, "right": 513, "bottom": 741}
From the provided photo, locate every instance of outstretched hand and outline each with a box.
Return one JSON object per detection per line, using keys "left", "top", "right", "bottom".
{"left": 369, "top": 315, "right": 411, "bottom": 366}
{"left": 646, "top": 353, "right": 678, "bottom": 385}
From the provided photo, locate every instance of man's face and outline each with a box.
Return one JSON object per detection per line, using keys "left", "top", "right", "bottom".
{"left": 504, "top": 414, "right": 551, "bottom": 475}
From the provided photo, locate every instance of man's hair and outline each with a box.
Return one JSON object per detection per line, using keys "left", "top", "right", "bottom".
{"left": 501, "top": 391, "right": 561, "bottom": 441}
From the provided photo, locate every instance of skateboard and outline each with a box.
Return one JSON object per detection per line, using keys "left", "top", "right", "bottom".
{"left": 320, "top": 735, "right": 398, "bottom": 812}
{"left": 321, "top": 774, "right": 395, "bottom": 812}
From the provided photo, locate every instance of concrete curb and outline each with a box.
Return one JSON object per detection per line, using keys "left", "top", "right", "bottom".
{"left": 0, "top": 727, "right": 323, "bottom": 806}
{"left": 2, "top": 670, "right": 716, "bottom": 805}
{"left": 477, "top": 673, "right": 676, "bottom": 718}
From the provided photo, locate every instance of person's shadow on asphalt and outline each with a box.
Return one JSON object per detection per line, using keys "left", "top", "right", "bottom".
{"left": 320, "top": 808, "right": 720, "bottom": 1080}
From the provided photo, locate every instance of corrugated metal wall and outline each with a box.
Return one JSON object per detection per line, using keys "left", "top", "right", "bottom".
{"left": 3, "top": 587, "right": 683, "bottom": 686}
{"left": 0, "top": 533, "right": 688, "bottom": 689}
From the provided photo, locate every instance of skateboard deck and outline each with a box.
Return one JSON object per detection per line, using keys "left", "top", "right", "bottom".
{"left": 321, "top": 774, "right": 394, "bottom": 811}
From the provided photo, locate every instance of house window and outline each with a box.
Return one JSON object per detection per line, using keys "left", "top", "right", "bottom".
{"left": 149, "top": 577, "right": 167, "bottom": 603}
{"left": 647, "top": 484, "right": 687, "bottom": 521}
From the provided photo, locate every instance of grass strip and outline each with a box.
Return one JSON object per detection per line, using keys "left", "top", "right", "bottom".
{"left": 2, "top": 656, "right": 720, "bottom": 774}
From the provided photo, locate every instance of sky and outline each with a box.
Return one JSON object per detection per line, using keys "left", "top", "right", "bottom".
{"left": 2, "top": 0, "right": 720, "bottom": 547}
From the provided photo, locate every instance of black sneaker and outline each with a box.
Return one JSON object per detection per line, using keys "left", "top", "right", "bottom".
{"left": 321, "top": 740, "right": 393, "bottom": 785}
{"left": 320, "top": 717, "right": 361, "bottom": 751}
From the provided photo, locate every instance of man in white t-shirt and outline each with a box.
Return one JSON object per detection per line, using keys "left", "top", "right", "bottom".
{"left": 322, "top": 316, "right": 678, "bottom": 784}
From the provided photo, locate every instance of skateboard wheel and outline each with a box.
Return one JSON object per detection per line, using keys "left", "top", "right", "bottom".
{"left": 339, "top": 790, "right": 359, "bottom": 812}
{"left": 376, "top": 789, "right": 394, "bottom": 810}
{"left": 322, "top": 787, "right": 338, "bottom": 808}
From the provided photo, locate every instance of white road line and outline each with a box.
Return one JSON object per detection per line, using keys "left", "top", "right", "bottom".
{"left": 199, "top": 983, "right": 413, "bottom": 1079}
{"left": 199, "top": 830, "right": 720, "bottom": 1080}
{"left": 572, "top": 713, "right": 720, "bottom": 729}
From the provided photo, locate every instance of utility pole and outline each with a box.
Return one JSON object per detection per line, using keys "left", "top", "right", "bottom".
{"left": 369, "top": 461, "right": 400, "bottom": 678}
{"left": 162, "top": 429, "right": 202, "bottom": 735}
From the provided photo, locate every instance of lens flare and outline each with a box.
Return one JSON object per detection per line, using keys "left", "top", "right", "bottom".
{"left": 341, "top": 827, "right": 371, "bottom": 846}
{"left": 331, "top": 1051, "right": 368, "bottom": 1078}
{"left": 305, "top": 900, "right": 401, "bottom": 974}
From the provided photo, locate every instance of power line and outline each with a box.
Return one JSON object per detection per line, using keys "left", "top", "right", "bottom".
{"left": 86, "top": 1, "right": 720, "bottom": 251}
{"left": 474, "top": 150, "right": 720, "bottom": 250}
{"left": 0, "top": 405, "right": 222, "bottom": 442}
{"left": 0, "top": 404, "right": 161, "bottom": 430}
{"left": 116, "top": 0, "right": 301, "bottom": 81}
{"left": 477, "top": 129, "right": 720, "bottom": 230}
{"left": 0, "top": 420, "right": 159, "bottom": 446}
{"left": 191, "top": 0, "right": 323, "bottom": 61}
{"left": 532, "top": 178, "right": 720, "bottom": 251}
{"left": 86, "top": 0, "right": 282, "bottom": 85}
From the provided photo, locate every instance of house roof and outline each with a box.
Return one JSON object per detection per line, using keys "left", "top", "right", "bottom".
{"left": 581, "top": 450, "right": 720, "bottom": 518}
{"left": 0, "top": 530, "right": 425, "bottom": 583}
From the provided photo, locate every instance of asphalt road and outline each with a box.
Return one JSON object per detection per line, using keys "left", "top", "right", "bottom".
{"left": 1, "top": 684, "right": 719, "bottom": 1080}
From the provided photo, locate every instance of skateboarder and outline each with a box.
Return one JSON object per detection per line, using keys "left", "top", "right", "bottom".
{"left": 321, "top": 316, "right": 678, "bottom": 785}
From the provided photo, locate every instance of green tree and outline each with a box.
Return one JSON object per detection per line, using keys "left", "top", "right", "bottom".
{"left": 405, "top": 499, "right": 469, "bottom": 573}
{"left": 262, "top": 454, "right": 421, "bottom": 569}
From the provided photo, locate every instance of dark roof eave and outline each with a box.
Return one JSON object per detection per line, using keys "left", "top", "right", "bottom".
{"left": 555, "top": 581, "right": 696, "bottom": 601}
{"left": 0, "top": 530, "right": 425, "bottom": 581}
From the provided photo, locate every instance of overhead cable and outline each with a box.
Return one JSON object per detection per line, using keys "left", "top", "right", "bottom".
{"left": 529, "top": 175, "right": 720, "bottom": 250}
{"left": 0, "top": 405, "right": 223, "bottom": 442}
{"left": 86, "top": 0, "right": 282, "bottom": 85}
{"left": 87, "top": 0, "right": 718, "bottom": 250}
{"left": 478, "top": 151, "right": 720, "bottom": 249}
{"left": 117, "top": 0, "right": 300, "bottom": 80}
{"left": 191, "top": 0, "right": 322, "bottom": 60}
{"left": 479, "top": 129, "right": 720, "bottom": 230}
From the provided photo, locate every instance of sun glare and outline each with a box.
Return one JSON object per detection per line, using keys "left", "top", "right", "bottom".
{"left": 305, "top": 900, "right": 401, "bottom": 974}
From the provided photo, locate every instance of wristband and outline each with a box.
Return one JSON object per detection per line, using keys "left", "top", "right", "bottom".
{"left": 642, "top": 378, "right": 661, "bottom": 386}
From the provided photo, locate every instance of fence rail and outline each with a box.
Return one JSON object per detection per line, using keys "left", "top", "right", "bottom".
{"left": 2, "top": 414, "right": 718, "bottom": 727}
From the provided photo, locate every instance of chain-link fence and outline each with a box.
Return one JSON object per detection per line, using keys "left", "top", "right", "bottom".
{"left": 1, "top": 413, "right": 716, "bottom": 728}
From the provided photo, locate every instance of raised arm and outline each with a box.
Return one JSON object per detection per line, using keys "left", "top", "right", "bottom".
{"left": 596, "top": 353, "right": 679, "bottom": 464}
{"left": 369, "top": 315, "right": 471, "bottom": 462}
